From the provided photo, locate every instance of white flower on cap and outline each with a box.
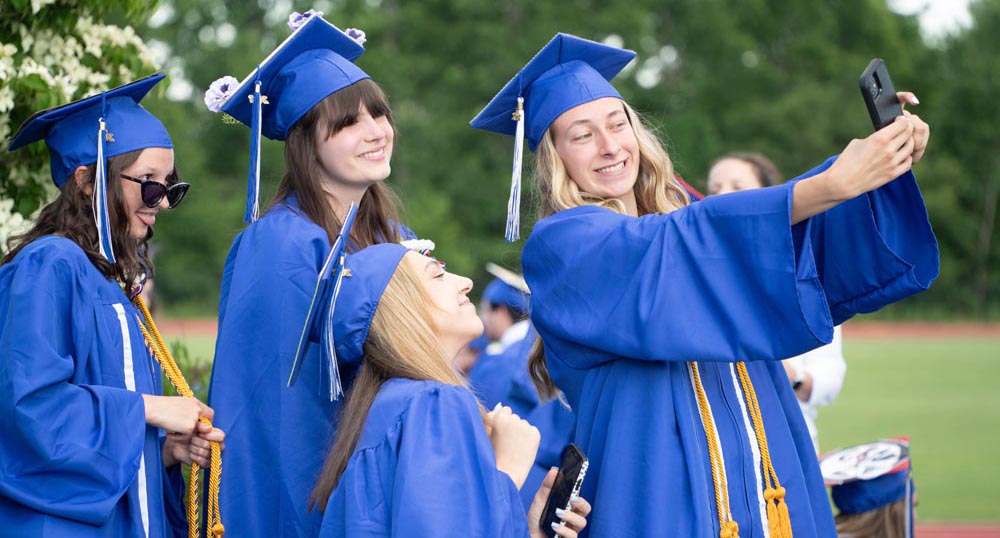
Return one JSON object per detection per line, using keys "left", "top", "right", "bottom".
{"left": 400, "top": 239, "right": 435, "bottom": 253}
{"left": 204, "top": 75, "right": 239, "bottom": 113}
{"left": 345, "top": 28, "right": 367, "bottom": 46}
{"left": 288, "top": 9, "right": 324, "bottom": 32}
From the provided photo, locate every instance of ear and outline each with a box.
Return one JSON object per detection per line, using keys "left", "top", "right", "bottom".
{"left": 73, "top": 166, "right": 93, "bottom": 196}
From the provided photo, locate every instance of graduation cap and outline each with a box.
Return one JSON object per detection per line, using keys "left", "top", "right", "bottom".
{"left": 482, "top": 262, "right": 530, "bottom": 314}
{"left": 288, "top": 225, "right": 439, "bottom": 400}
{"left": 7, "top": 73, "right": 173, "bottom": 264}
{"left": 820, "top": 437, "right": 915, "bottom": 537}
{"left": 470, "top": 33, "right": 636, "bottom": 241}
{"left": 204, "top": 12, "right": 370, "bottom": 223}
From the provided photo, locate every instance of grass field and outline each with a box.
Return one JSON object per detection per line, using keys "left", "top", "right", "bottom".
{"left": 819, "top": 338, "right": 1000, "bottom": 522}
{"left": 172, "top": 334, "right": 1000, "bottom": 522}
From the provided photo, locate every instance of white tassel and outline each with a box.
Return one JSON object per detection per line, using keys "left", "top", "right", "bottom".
{"left": 505, "top": 97, "right": 525, "bottom": 243}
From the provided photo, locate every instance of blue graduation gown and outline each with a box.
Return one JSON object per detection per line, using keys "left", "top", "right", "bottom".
{"left": 319, "top": 379, "right": 529, "bottom": 538}
{"left": 468, "top": 324, "right": 575, "bottom": 509}
{"left": 0, "top": 236, "right": 186, "bottom": 538}
{"left": 208, "top": 196, "right": 414, "bottom": 538}
{"left": 522, "top": 158, "right": 937, "bottom": 538}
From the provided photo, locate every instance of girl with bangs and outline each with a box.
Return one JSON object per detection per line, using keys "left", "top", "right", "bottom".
{"left": 472, "top": 34, "right": 936, "bottom": 537}
{"left": 203, "top": 13, "right": 415, "bottom": 538}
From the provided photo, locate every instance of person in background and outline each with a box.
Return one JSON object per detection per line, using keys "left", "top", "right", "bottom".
{"left": 468, "top": 263, "right": 576, "bottom": 509}
{"left": 819, "top": 437, "right": 915, "bottom": 538}
{"left": 708, "top": 152, "right": 848, "bottom": 452}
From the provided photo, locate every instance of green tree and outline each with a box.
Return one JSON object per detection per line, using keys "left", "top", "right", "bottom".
{"left": 0, "top": 0, "right": 158, "bottom": 225}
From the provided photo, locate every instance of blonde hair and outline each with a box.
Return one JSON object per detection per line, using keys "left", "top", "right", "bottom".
{"left": 311, "top": 258, "right": 476, "bottom": 509}
{"left": 534, "top": 101, "right": 689, "bottom": 219}
{"left": 530, "top": 100, "right": 690, "bottom": 399}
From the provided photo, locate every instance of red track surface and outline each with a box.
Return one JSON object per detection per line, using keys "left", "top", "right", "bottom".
{"left": 917, "top": 523, "right": 1000, "bottom": 537}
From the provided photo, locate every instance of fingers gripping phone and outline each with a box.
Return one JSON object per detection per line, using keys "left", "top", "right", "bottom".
{"left": 860, "top": 58, "right": 903, "bottom": 131}
{"left": 540, "top": 444, "right": 589, "bottom": 538}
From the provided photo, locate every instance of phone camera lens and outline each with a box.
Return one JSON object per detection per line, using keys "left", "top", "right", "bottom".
{"left": 869, "top": 80, "right": 880, "bottom": 98}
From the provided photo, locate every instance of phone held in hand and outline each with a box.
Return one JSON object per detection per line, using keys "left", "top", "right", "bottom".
{"left": 540, "top": 443, "right": 589, "bottom": 538}
{"left": 860, "top": 58, "right": 903, "bottom": 131}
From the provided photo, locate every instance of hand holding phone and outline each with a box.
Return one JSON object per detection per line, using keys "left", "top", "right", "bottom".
{"left": 539, "top": 444, "right": 589, "bottom": 538}
{"left": 860, "top": 58, "right": 903, "bottom": 131}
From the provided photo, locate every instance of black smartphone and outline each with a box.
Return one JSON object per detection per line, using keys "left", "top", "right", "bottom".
{"left": 540, "top": 444, "right": 589, "bottom": 538}
{"left": 859, "top": 58, "right": 903, "bottom": 131}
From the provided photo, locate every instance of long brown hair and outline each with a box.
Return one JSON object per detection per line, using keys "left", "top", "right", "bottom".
{"left": 2, "top": 149, "right": 166, "bottom": 289}
{"left": 270, "top": 79, "right": 404, "bottom": 247}
{"left": 529, "top": 101, "right": 690, "bottom": 399}
{"left": 310, "top": 259, "right": 476, "bottom": 510}
{"left": 834, "top": 497, "right": 908, "bottom": 538}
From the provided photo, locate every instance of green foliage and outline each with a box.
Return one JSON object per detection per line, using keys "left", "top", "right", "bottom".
{"left": 0, "top": 0, "right": 160, "bottom": 218}
{"left": 163, "top": 339, "right": 212, "bottom": 402}
{"left": 4, "top": 0, "right": 999, "bottom": 318}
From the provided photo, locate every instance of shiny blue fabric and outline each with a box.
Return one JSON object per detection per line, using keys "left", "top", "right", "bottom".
{"left": 208, "top": 196, "right": 414, "bottom": 538}
{"left": 0, "top": 236, "right": 185, "bottom": 537}
{"left": 319, "top": 379, "right": 529, "bottom": 537}
{"left": 468, "top": 324, "right": 574, "bottom": 509}
{"left": 522, "top": 158, "right": 937, "bottom": 537}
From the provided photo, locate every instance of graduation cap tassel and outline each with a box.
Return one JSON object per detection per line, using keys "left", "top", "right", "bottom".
{"left": 287, "top": 202, "right": 359, "bottom": 401}
{"left": 505, "top": 97, "right": 525, "bottom": 243}
{"left": 244, "top": 77, "right": 264, "bottom": 224}
{"left": 94, "top": 104, "right": 116, "bottom": 264}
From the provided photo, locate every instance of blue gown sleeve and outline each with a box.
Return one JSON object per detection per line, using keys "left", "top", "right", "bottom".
{"left": 391, "top": 385, "right": 529, "bottom": 537}
{"left": 524, "top": 161, "right": 936, "bottom": 369}
{"left": 0, "top": 248, "right": 146, "bottom": 525}
{"left": 790, "top": 157, "right": 938, "bottom": 324}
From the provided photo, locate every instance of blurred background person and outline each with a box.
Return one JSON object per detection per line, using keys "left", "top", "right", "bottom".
{"left": 819, "top": 437, "right": 915, "bottom": 538}
{"left": 468, "top": 263, "right": 575, "bottom": 509}
{"left": 708, "top": 151, "right": 848, "bottom": 452}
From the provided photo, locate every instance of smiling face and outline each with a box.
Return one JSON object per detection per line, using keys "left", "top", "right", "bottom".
{"left": 315, "top": 103, "right": 394, "bottom": 191}
{"left": 404, "top": 252, "right": 483, "bottom": 354}
{"left": 117, "top": 147, "right": 175, "bottom": 239}
{"left": 550, "top": 97, "right": 640, "bottom": 206}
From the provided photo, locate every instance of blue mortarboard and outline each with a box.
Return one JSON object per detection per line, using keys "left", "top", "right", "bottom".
{"left": 332, "top": 243, "right": 410, "bottom": 365}
{"left": 288, "top": 202, "right": 360, "bottom": 401}
{"left": 7, "top": 73, "right": 172, "bottom": 264}
{"left": 205, "top": 13, "right": 370, "bottom": 223}
{"left": 287, "top": 224, "right": 436, "bottom": 400}
{"left": 483, "top": 262, "right": 530, "bottom": 314}
{"left": 470, "top": 34, "right": 635, "bottom": 241}
{"left": 820, "top": 437, "right": 914, "bottom": 537}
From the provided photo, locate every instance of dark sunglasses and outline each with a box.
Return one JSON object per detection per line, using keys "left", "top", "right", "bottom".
{"left": 120, "top": 173, "right": 190, "bottom": 209}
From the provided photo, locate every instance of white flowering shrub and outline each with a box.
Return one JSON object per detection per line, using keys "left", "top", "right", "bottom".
{"left": 0, "top": 0, "right": 158, "bottom": 220}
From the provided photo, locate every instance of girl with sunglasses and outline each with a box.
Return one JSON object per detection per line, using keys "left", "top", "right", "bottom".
{"left": 203, "top": 12, "right": 416, "bottom": 537}
{"left": 0, "top": 74, "right": 223, "bottom": 537}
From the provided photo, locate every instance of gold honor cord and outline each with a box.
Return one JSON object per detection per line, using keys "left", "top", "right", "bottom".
{"left": 689, "top": 362, "right": 740, "bottom": 538}
{"left": 133, "top": 296, "right": 224, "bottom": 538}
{"left": 735, "top": 362, "right": 794, "bottom": 538}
